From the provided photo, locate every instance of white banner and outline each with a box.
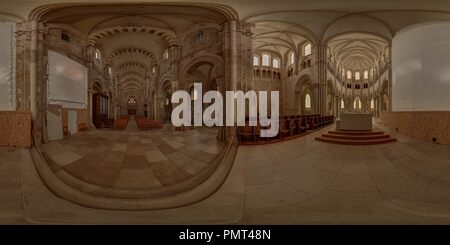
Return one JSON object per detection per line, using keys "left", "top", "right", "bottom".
{"left": 48, "top": 50, "right": 88, "bottom": 109}
{"left": 393, "top": 22, "right": 450, "bottom": 111}
{"left": 0, "top": 21, "right": 16, "bottom": 111}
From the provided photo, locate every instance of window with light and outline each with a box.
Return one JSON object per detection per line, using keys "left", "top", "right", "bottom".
{"left": 290, "top": 52, "right": 295, "bottom": 65}
{"left": 253, "top": 56, "right": 259, "bottom": 66}
{"left": 355, "top": 71, "right": 361, "bottom": 80}
{"left": 262, "top": 54, "right": 270, "bottom": 66}
{"left": 273, "top": 58, "right": 280, "bottom": 68}
{"left": 347, "top": 70, "right": 352, "bottom": 79}
{"left": 363, "top": 70, "right": 369, "bottom": 79}
{"left": 305, "top": 93, "right": 311, "bottom": 109}
{"left": 304, "top": 43, "right": 312, "bottom": 56}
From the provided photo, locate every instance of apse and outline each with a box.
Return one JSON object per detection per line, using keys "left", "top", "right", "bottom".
{"left": 392, "top": 21, "right": 450, "bottom": 111}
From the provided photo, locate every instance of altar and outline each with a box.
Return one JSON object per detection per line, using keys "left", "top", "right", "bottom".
{"left": 338, "top": 113, "right": 373, "bottom": 131}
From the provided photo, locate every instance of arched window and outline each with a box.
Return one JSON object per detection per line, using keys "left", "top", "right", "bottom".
{"left": 363, "top": 70, "right": 369, "bottom": 79}
{"left": 196, "top": 31, "right": 205, "bottom": 43}
{"left": 290, "top": 52, "right": 295, "bottom": 65}
{"left": 355, "top": 71, "right": 361, "bottom": 80}
{"left": 354, "top": 97, "right": 361, "bottom": 110}
{"left": 304, "top": 43, "right": 312, "bottom": 56}
{"left": 191, "top": 88, "right": 198, "bottom": 101}
{"left": 262, "top": 54, "right": 270, "bottom": 66}
{"left": 347, "top": 70, "right": 352, "bottom": 79}
{"left": 370, "top": 68, "right": 374, "bottom": 77}
{"left": 253, "top": 56, "right": 259, "bottom": 66}
{"left": 370, "top": 99, "right": 375, "bottom": 109}
{"left": 341, "top": 99, "right": 345, "bottom": 109}
{"left": 165, "top": 98, "right": 170, "bottom": 105}
{"left": 108, "top": 66, "right": 112, "bottom": 75}
{"left": 273, "top": 58, "right": 280, "bottom": 68}
{"left": 341, "top": 68, "right": 345, "bottom": 77}
{"left": 305, "top": 93, "right": 311, "bottom": 109}
{"left": 95, "top": 49, "right": 101, "bottom": 60}
{"left": 152, "top": 67, "right": 156, "bottom": 74}
{"left": 163, "top": 49, "right": 169, "bottom": 60}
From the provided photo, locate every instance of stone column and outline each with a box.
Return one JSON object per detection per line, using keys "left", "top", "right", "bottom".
{"left": 228, "top": 20, "right": 238, "bottom": 141}
{"left": 388, "top": 44, "right": 393, "bottom": 112}
{"left": 230, "top": 20, "right": 237, "bottom": 93}
{"left": 30, "top": 20, "right": 38, "bottom": 120}
{"left": 317, "top": 44, "right": 327, "bottom": 115}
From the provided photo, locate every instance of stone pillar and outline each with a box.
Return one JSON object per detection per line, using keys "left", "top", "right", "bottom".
{"left": 388, "top": 44, "right": 393, "bottom": 112}
{"left": 228, "top": 20, "right": 238, "bottom": 141}
{"left": 230, "top": 20, "right": 237, "bottom": 93}
{"left": 30, "top": 20, "right": 38, "bottom": 120}
{"left": 317, "top": 44, "right": 327, "bottom": 115}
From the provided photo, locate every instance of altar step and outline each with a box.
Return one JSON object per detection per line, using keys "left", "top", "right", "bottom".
{"left": 328, "top": 130, "right": 384, "bottom": 136}
{"left": 316, "top": 130, "right": 396, "bottom": 145}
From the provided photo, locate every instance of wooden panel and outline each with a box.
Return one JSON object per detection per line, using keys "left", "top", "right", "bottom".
{"left": 0, "top": 111, "right": 31, "bottom": 147}
{"left": 381, "top": 111, "right": 450, "bottom": 146}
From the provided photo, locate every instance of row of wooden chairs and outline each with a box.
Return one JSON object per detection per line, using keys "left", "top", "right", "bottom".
{"left": 238, "top": 114, "right": 335, "bottom": 143}
{"left": 101, "top": 119, "right": 115, "bottom": 128}
{"left": 114, "top": 116, "right": 130, "bottom": 129}
{"left": 78, "top": 123, "right": 88, "bottom": 132}
{"left": 134, "top": 115, "right": 163, "bottom": 130}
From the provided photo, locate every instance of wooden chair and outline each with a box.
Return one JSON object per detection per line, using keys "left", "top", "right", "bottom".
{"left": 63, "top": 125, "right": 70, "bottom": 138}
{"left": 298, "top": 117, "right": 308, "bottom": 133}
{"left": 278, "top": 120, "right": 291, "bottom": 139}
{"left": 289, "top": 118, "right": 300, "bottom": 135}
{"left": 238, "top": 124, "right": 255, "bottom": 143}
{"left": 78, "top": 123, "right": 88, "bottom": 133}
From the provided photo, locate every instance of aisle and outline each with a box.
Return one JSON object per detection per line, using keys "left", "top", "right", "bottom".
{"left": 125, "top": 115, "right": 138, "bottom": 131}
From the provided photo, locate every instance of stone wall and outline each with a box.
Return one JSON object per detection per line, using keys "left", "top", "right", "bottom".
{"left": 380, "top": 111, "right": 450, "bottom": 145}
{"left": 0, "top": 111, "right": 32, "bottom": 147}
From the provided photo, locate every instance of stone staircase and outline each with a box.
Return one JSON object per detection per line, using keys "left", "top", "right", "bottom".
{"left": 316, "top": 130, "right": 396, "bottom": 145}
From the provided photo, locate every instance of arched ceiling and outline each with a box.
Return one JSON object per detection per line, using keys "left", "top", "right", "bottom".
{"left": 4, "top": 1, "right": 450, "bottom": 98}
{"left": 327, "top": 33, "right": 389, "bottom": 71}
{"left": 31, "top": 4, "right": 231, "bottom": 100}
{"left": 252, "top": 21, "right": 313, "bottom": 56}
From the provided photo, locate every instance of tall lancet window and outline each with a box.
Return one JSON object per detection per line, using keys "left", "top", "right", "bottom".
{"left": 273, "top": 58, "right": 280, "bottom": 68}
{"left": 355, "top": 71, "right": 361, "bottom": 80}
{"left": 262, "top": 54, "right": 270, "bottom": 66}
{"left": 347, "top": 70, "right": 352, "bottom": 79}
{"left": 304, "top": 43, "right": 312, "bottom": 56}
{"left": 305, "top": 93, "right": 311, "bottom": 109}
{"left": 253, "top": 56, "right": 259, "bottom": 66}
{"left": 363, "top": 70, "right": 369, "bottom": 79}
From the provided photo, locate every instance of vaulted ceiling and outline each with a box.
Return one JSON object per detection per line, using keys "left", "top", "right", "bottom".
{"left": 3, "top": 0, "right": 450, "bottom": 98}
{"left": 327, "top": 33, "right": 389, "bottom": 72}
{"left": 252, "top": 21, "right": 313, "bottom": 58}
{"left": 32, "top": 4, "right": 230, "bottom": 100}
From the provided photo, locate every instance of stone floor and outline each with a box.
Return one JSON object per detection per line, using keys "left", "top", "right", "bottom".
{"left": 40, "top": 124, "right": 224, "bottom": 192}
{"left": 0, "top": 148, "right": 26, "bottom": 224}
{"left": 239, "top": 123, "right": 450, "bottom": 223}
{"left": 4, "top": 122, "right": 450, "bottom": 224}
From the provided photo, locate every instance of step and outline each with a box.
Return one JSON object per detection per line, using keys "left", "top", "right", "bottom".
{"left": 315, "top": 136, "right": 396, "bottom": 145}
{"left": 328, "top": 130, "right": 384, "bottom": 136}
{"left": 321, "top": 133, "right": 391, "bottom": 140}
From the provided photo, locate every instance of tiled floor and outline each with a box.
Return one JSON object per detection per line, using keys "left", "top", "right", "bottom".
{"left": 237, "top": 123, "right": 450, "bottom": 223}
{"left": 6, "top": 121, "right": 450, "bottom": 223}
{"left": 0, "top": 148, "right": 26, "bottom": 224}
{"left": 40, "top": 124, "right": 224, "bottom": 192}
